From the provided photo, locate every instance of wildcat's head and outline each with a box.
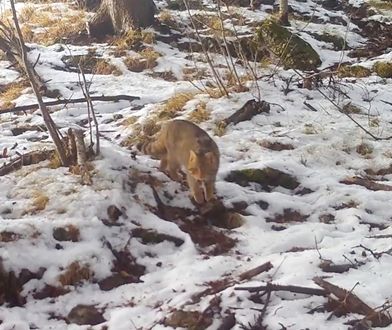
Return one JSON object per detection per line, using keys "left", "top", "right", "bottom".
{"left": 187, "top": 150, "right": 218, "bottom": 181}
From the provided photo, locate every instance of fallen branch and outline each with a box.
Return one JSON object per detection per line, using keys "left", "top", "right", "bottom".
{"left": 0, "top": 95, "right": 140, "bottom": 115}
{"left": 313, "top": 277, "right": 392, "bottom": 327}
{"left": 191, "top": 261, "right": 273, "bottom": 304}
{"left": 0, "top": 149, "right": 55, "bottom": 176}
{"left": 235, "top": 282, "right": 327, "bottom": 296}
{"left": 340, "top": 177, "right": 392, "bottom": 191}
{"left": 222, "top": 99, "right": 270, "bottom": 126}
{"left": 303, "top": 101, "right": 318, "bottom": 112}
{"left": 239, "top": 262, "right": 273, "bottom": 281}
{"left": 381, "top": 99, "right": 392, "bottom": 107}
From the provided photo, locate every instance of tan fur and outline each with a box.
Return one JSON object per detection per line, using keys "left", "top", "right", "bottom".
{"left": 138, "top": 119, "right": 220, "bottom": 204}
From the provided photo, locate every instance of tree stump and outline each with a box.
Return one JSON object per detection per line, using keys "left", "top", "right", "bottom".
{"left": 87, "top": 0, "right": 156, "bottom": 37}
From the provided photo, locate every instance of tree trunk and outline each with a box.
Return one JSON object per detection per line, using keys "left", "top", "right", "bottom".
{"left": 278, "top": 0, "right": 289, "bottom": 26}
{"left": 88, "top": 0, "right": 156, "bottom": 37}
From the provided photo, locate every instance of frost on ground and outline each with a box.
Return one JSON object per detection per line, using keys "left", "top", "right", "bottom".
{"left": 0, "top": 0, "right": 392, "bottom": 329}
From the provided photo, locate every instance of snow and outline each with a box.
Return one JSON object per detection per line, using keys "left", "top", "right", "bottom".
{"left": 1, "top": 0, "right": 392, "bottom": 329}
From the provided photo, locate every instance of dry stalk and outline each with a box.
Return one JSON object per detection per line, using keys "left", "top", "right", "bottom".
{"left": 182, "top": 0, "right": 229, "bottom": 97}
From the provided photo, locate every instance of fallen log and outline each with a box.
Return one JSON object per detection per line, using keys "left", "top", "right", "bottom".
{"left": 191, "top": 261, "right": 273, "bottom": 304}
{"left": 340, "top": 176, "right": 392, "bottom": 191}
{"left": 222, "top": 99, "right": 270, "bottom": 126}
{"left": 0, "top": 95, "right": 141, "bottom": 115}
{"left": 313, "top": 277, "right": 392, "bottom": 327}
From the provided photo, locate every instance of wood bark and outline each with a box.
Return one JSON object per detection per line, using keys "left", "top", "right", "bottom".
{"left": 313, "top": 277, "right": 392, "bottom": 327}
{"left": 279, "top": 0, "right": 289, "bottom": 26}
{"left": 88, "top": 0, "right": 156, "bottom": 37}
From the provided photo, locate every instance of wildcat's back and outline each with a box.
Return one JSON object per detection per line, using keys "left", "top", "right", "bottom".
{"left": 138, "top": 119, "right": 220, "bottom": 203}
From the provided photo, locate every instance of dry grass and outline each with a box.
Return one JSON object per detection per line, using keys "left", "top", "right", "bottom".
{"left": 124, "top": 48, "right": 161, "bottom": 72}
{"left": 120, "top": 116, "right": 138, "bottom": 127}
{"left": 18, "top": 5, "right": 86, "bottom": 45}
{"left": 94, "top": 59, "right": 122, "bottom": 76}
{"left": 188, "top": 101, "right": 210, "bottom": 123}
{"left": 183, "top": 67, "right": 208, "bottom": 81}
{"left": 49, "top": 152, "right": 62, "bottom": 169}
{"left": 120, "top": 123, "right": 145, "bottom": 149}
{"left": 158, "top": 10, "right": 178, "bottom": 27}
{"left": 0, "top": 81, "right": 29, "bottom": 110}
{"left": 58, "top": 261, "right": 92, "bottom": 287}
{"left": 158, "top": 92, "right": 196, "bottom": 119}
{"left": 213, "top": 121, "right": 227, "bottom": 137}
{"left": 113, "top": 29, "right": 155, "bottom": 51}
{"left": 24, "top": 191, "right": 50, "bottom": 214}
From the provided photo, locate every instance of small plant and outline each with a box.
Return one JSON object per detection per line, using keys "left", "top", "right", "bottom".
{"left": 373, "top": 61, "right": 392, "bottom": 78}
{"left": 58, "top": 261, "right": 92, "bottom": 287}
{"left": 139, "top": 48, "right": 160, "bottom": 69}
{"left": 214, "top": 121, "right": 227, "bottom": 136}
{"left": 124, "top": 48, "right": 160, "bottom": 72}
{"left": 159, "top": 10, "right": 177, "bottom": 27}
{"left": 342, "top": 103, "right": 362, "bottom": 114}
{"left": 0, "top": 81, "right": 29, "bottom": 110}
{"left": 303, "top": 123, "right": 318, "bottom": 135}
{"left": 356, "top": 142, "right": 373, "bottom": 156}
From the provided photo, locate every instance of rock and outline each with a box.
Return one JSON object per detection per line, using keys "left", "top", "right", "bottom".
{"left": 98, "top": 273, "right": 139, "bottom": 291}
{"left": 107, "top": 205, "right": 123, "bottom": 222}
{"left": 67, "top": 305, "right": 105, "bottom": 326}
{"left": 256, "top": 19, "right": 321, "bottom": 70}
{"left": 266, "top": 209, "right": 308, "bottom": 223}
{"left": 164, "top": 310, "right": 212, "bottom": 329}
{"left": 53, "top": 225, "right": 80, "bottom": 242}
{"left": 225, "top": 167, "right": 300, "bottom": 190}
{"left": 131, "top": 228, "right": 185, "bottom": 247}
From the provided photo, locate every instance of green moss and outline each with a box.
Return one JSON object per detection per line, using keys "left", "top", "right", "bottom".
{"left": 373, "top": 61, "right": 392, "bottom": 78}
{"left": 256, "top": 19, "right": 321, "bottom": 70}
{"left": 338, "top": 65, "right": 371, "bottom": 78}
{"left": 225, "top": 167, "right": 299, "bottom": 190}
{"left": 368, "top": 0, "right": 392, "bottom": 10}
{"left": 313, "top": 32, "right": 347, "bottom": 50}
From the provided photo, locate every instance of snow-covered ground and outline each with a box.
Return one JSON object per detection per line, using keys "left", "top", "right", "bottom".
{"left": 1, "top": 0, "right": 392, "bottom": 329}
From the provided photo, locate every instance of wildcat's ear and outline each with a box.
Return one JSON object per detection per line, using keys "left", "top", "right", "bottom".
{"left": 188, "top": 150, "right": 198, "bottom": 169}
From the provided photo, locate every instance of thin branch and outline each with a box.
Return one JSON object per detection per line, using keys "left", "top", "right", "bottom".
{"left": 0, "top": 95, "right": 140, "bottom": 115}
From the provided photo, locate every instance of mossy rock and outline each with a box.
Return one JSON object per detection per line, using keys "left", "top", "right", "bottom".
{"left": 373, "top": 61, "right": 392, "bottom": 78}
{"left": 256, "top": 19, "right": 321, "bottom": 70}
{"left": 164, "top": 310, "right": 212, "bottom": 329}
{"left": 225, "top": 167, "right": 300, "bottom": 190}
{"left": 312, "top": 32, "right": 347, "bottom": 50}
{"left": 338, "top": 65, "right": 371, "bottom": 78}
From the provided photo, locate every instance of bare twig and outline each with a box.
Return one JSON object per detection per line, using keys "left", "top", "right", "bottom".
{"left": 235, "top": 283, "right": 327, "bottom": 296}
{"left": 8, "top": 0, "right": 68, "bottom": 166}
{"left": 79, "top": 65, "right": 100, "bottom": 155}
